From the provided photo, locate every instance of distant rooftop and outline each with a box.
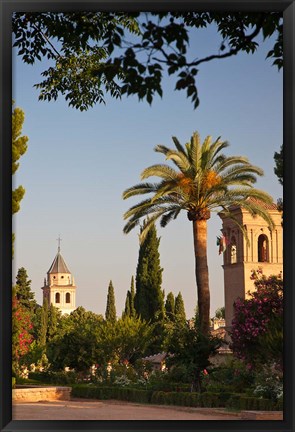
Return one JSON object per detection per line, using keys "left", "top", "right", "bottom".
{"left": 245, "top": 197, "right": 278, "bottom": 210}
{"left": 222, "top": 196, "right": 279, "bottom": 213}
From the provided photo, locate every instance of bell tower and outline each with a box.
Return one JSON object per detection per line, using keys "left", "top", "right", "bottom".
{"left": 219, "top": 200, "right": 283, "bottom": 328}
{"left": 42, "top": 238, "right": 76, "bottom": 315}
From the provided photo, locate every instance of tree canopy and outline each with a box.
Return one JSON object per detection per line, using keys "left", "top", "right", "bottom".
{"left": 12, "top": 102, "right": 28, "bottom": 213}
{"left": 13, "top": 12, "right": 282, "bottom": 111}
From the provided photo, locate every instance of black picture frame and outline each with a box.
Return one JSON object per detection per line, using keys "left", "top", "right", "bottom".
{"left": 1, "top": 1, "right": 294, "bottom": 431}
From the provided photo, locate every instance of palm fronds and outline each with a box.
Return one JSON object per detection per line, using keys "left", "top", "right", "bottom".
{"left": 122, "top": 131, "right": 275, "bottom": 237}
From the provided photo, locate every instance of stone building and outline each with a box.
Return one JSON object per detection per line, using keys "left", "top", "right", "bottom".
{"left": 41, "top": 243, "right": 76, "bottom": 315}
{"left": 219, "top": 199, "right": 283, "bottom": 328}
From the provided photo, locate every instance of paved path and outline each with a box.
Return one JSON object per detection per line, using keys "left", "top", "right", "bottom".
{"left": 13, "top": 398, "right": 242, "bottom": 420}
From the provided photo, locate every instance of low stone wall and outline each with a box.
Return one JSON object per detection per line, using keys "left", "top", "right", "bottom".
{"left": 13, "top": 386, "right": 71, "bottom": 402}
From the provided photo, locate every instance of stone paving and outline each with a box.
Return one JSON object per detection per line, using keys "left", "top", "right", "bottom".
{"left": 13, "top": 398, "right": 243, "bottom": 420}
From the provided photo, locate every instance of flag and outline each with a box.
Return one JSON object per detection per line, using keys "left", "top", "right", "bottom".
{"left": 216, "top": 235, "right": 229, "bottom": 255}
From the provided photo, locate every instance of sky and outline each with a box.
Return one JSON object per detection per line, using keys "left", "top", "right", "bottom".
{"left": 12, "top": 18, "right": 283, "bottom": 320}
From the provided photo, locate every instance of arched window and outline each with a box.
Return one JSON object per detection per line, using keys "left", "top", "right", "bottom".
{"left": 66, "top": 292, "right": 71, "bottom": 303}
{"left": 55, "top": 292, "right": 60, "bottom": 303}
{"left": 258, "top": 234, "right": 269, "bottom": 262}
{"left": 230, "top": 237, "right": 237, "bottom": 264}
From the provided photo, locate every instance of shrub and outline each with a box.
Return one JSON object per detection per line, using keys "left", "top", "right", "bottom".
{"left": 200, "top": 392, "right": 220, "bottom": 408}
{"left": 252, "top": 365, "right": 283, "bottom": 403}
{"left": 226, "top": 394, "right": 242, "bottom": 410}
{"left": 151, "top": 391, "right": 166, "bottom": 405}
{"left": 151, "top": 391, "right": 201, "bottom": 407}
{"left": 208, "top": 360, "right": 255, "bottom": 392}
{"left": 28, "top": 370, "right": 78, "bottom": 385}
{"left": 71, "top": 385, "right": 153, "bottom": 403}
{"left": 113, "top": 375, "right": 132, "bottom": 387}
{"left": 231, "top": 271, "right": 283, "bottom": 368}
{"left": 226, "top": 394, "right": 277, "bottom": 411}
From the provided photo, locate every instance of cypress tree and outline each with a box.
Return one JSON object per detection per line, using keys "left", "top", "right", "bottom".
{"left": 123, "top": 291, "right": 131, "bottom": 317}
{"left": 15, "top": 267, "right": 36, "bottom": 311}
{"left": 47, "top": 304, "right": 61, "bottom": 342}
{"left": 175, "top": 292, "right": 186, "bottom": 322}
{"left": 38, "top": 298, "right": 48, "bottom": 348}
{"left": 123, "top": 276, "right": 136, "bottom": 318}
{"left": 135, "top": 222, "right": 164, "bottom": 322}
{"left": 129, "top": 276, "right": 136, "bottom": 318}
{"left": 165, "top": 292, "right": 175, "bottom": 321}
{"left": 105, "top": 280, "right": 116, "bottom": 322}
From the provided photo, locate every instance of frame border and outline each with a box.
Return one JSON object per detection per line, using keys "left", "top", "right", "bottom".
{"left": 1, "top": 1, "right": 294, "bottom": 431}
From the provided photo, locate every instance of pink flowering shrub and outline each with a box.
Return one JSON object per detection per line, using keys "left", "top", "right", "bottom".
{"left": 12, "top": 295, "right": 33, "bottom": 374}
{"left": 230, "top": 270, "right": 283, "bottom": 369}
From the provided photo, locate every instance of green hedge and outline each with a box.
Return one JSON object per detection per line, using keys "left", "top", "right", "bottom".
{"left": 148, "top": 382, "right": 191, "bottom": 393}
{"left": 71, "top": 384, "right": 280, "bottom": 411}
{"left": 151, "top": 391, "right": 201, "bottom": 407}
{"left": 72, "top": 385, "right": 153, "bottom": 404}
{"left": 226, "top": 394, "right": 278, "bottom": 411}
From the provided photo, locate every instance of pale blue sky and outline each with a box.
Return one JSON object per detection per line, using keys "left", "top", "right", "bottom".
{"left": 12, "top": 21, "right": 282, "bottom": 319}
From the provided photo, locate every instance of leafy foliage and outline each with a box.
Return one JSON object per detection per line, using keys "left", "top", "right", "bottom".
{"left": 12, "top": 290, "right": 33, "bottom": 375}
{"left": 14, "top": 267, "right": 36, "bottom": 311}
{"left": 252, "top": 364, "right": 283, "bottom": 403}
{"left": 47, "top": 309, "right": 151, "bottom": 371}
{"left": 47, "top": 307, "right": 104, "bottom": 372}
{"left": 107, "top": 316, "right": 153, "bottom": 363}
{"left": 12, "top": 102, "right": 29, "bottom": 255}
{"left": 13, "top": 12, "right": 282, "bottom": 110}
{"left": 214, "top": 306, "right": 225, "bottom": 319}
{"left": 167, "top": 320, "right": 222, "bottom": 392}
{"left": 274, "top": 144, "right": 283, "bottom": 186}
{"left": 12, "top": 102, "right": 28, "bottom": 213}
{"left": 37, "top": 298, "right": 48, "bottom": 348}
{"left": 231, "top": 270, "right": 283, "bottom": 369}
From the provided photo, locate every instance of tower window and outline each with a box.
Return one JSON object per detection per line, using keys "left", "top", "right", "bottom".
{"left": 66, "top": 292, "right": 71, "bottom": 303}
{"left": 258, "top": 234, "right": 269, "bottom": 262}
{"left": 55, "top": 292, "right": 60, "bottom": 303}
{"left": 230, "top": 237, "right": 237, "bottom": 264}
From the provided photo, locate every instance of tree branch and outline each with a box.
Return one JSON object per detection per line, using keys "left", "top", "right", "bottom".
{"left": 31, "top": 22, "right": 61, "bottom": 59}
{"left": 153, "top": 16, "right": 265, "bottom": 68}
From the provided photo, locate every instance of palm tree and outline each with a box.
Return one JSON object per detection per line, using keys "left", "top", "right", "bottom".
{"left": 122, "top": 132, "right": 274, "bottom": 335}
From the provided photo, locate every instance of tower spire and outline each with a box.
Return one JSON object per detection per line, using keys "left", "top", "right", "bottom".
{"left": 57, "top": 235, "right": 62, "bottom": 253}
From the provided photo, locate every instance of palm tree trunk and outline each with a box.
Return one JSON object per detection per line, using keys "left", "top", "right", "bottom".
{"left": 192, "top": 219, "right": 210, "bottom": 335}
